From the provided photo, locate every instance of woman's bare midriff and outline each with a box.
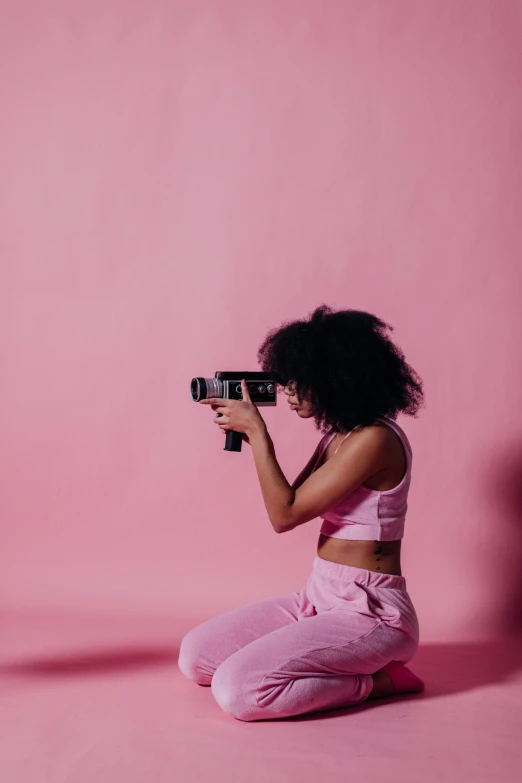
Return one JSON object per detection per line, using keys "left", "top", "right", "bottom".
{"left": 316, "top": 424, "right": 405, "bottom": 576}
{"left": 317, "top": 535, "right": 402, "bottom": 576}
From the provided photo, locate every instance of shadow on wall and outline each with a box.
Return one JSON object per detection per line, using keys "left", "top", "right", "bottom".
{"left": 484, "top": 440, "right": 522, "bottom": 634}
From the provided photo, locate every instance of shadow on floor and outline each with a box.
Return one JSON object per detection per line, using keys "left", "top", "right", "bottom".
{"left": 288, "top": 633, "right": 522, "bottom": 721}
{"left": 1, "top": 634, "right": 521, "bottom": 708}
{"left": 0, "top": 645, "right": 180, "bottom": 678}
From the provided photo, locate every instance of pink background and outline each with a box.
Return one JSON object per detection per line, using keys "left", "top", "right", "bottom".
{"left": 2, "top": 0, "right": 522, "bottom": 640}
{"left": 1, "top": 2, "right": 522, "bottom": 781}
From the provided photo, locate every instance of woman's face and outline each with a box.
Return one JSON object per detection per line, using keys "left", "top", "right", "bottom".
{"left": 282, "top": 381, "right": 315, "bottom": 419}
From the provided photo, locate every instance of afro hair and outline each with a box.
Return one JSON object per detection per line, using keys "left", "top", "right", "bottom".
{"left": 257, "top": 304, "right": 425, "bottom": 435}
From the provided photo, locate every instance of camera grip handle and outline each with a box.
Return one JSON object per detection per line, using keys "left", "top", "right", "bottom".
{"left": 216, "top": 412, "right": 243, "bottom": 452}
{"left": 225, "top": 430, "right": 243, "bottom": 452}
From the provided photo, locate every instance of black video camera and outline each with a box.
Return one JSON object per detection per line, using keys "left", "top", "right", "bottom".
{"left": 190, "top": 371, "right": 277, "bottom": 452}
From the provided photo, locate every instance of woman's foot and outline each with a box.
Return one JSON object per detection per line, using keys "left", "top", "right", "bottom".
{"left": 369, "top": 661, "right": 425, "bottom": 699}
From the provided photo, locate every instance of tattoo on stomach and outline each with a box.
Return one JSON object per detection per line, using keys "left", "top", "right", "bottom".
{"left": 373, "top": 540, "right": 383, "bottom": 571}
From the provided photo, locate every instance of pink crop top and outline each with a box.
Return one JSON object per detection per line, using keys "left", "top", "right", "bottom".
{"left": 312, "top": 416, "right": 412, "bottom": 541}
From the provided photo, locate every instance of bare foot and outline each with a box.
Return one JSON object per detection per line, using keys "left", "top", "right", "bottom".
{"left": 368, "top": 667, "right": 395, "bottom": 700}
{"left": 369, "top": 662, "right": 425, "bottom": 700}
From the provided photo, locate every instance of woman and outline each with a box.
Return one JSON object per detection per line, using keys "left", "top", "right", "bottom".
{"left": 178, "top": 304, "right": 426, "bottom": 721}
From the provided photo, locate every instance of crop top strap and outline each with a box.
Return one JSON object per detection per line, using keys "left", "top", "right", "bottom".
{"left": 332, "top": 431, "right": 354, "bottom": 455}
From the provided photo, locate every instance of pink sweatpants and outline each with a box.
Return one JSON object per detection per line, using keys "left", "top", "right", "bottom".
{"left": 178, "top": 555, "right": 420, "bottom": 721}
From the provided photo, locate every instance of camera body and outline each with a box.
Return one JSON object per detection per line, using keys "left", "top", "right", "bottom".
{"left": 191, "top": 371, "right": 277, "bottom": 452}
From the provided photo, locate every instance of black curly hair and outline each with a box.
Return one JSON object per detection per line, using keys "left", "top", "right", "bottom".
{"left": 257, "top": 304, "right": 425, "bottom": 436}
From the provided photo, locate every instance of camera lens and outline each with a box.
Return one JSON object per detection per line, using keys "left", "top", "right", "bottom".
{"left": 190, "top": 377, "right": 223, "bottom": 401}
{"left": 190, "top": 378, "right": 203, "bottom": 401}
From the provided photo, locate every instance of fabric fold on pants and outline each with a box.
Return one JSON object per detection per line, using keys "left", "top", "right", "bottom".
{"left": 178, "top": 555, "right": 420, "bottom": 721}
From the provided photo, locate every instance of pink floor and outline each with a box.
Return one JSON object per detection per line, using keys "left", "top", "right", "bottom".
{"left": 2, "top": 608, "right": 521, "bottom": 783}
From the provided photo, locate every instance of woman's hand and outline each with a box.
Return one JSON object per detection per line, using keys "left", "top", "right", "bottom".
{"left": 199, "top": 379, "right": 266, "bottom": 445}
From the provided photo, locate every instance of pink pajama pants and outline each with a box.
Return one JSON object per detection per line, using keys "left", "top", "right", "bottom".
{"left": 178, "top": 555, "right": 420, "bottom": 721}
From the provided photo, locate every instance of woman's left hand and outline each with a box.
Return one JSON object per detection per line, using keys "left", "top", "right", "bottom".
{"left": 199, "top": 379, "right": 266, "bottom": 444}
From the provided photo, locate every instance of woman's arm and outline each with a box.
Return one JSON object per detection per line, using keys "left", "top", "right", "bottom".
{"left": 247, "top": 423, "right": 296, "bottom": 533}
{"left": 247, "top": 425, "right": 323, "bottom": 533}
{"left": 248, "top": 423, "right": 388, "bottom": 534}
{"left": 291, "top": 440, "right": 323, "bottom": 491}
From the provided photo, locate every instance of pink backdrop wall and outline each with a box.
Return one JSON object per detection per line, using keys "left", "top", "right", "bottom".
{"left": 1, "top": 0, "right": 521, "bottom": 643}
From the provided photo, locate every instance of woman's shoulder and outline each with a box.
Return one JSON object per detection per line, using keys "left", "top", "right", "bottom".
{"left": 342, "top": 417, "right": 407, "bottom": 457}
